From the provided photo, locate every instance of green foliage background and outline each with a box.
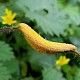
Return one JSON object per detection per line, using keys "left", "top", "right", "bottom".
{"left": 0, "top": 0, "right": 80, "bottom": 80}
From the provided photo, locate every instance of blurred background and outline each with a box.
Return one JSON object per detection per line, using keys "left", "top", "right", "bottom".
{"left": 0, "top": 0, "right": 80, "bottom": 80}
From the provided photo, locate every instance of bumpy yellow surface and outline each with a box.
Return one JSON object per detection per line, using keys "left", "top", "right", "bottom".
{"left": 18, "top": 23, "right": 77, "bottom": 54}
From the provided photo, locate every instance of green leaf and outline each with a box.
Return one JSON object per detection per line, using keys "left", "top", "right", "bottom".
{"left": 64, "top": 5, "right": 80, "bottom": 25}
{"left": 21, "top": 77, "right": 34, "bottom": 80}
{"left": 69, "top": 37, "right": 80, "bottom": 52}
{"left": 16, "top": 0, "right": 68, "bottom": 36}
{"left": 21, "top": 61, "right": 28, "bottom": 77}
{"left": 27, "top": 48, "right": 57, "bottom": 71}
{"left": 62, "top": 65, "right": 80, "bottom": 80}
{"left": 16, "top": 0, "right": 56, "bottom": 11}
{"left": 0, "top": 6, "right": 6, "bottom": 22}
{"left": 13, "top": 32, "right": 29, "bottom": 48}
{"left": 0, "top": 41, "right": 14, "bottom": 61}
{"left": 74, "top": 67, "right": 80, "bottom": 80}
{"left": 61, "top": 65, "right": 73, "bottom": 80}
{"left": 4, "top": 58, "right": 19, "bottom": 73}
{"left": 73, "top": 27, "right": 80, "bottom": 36}
{"left": 27, "top": 10, "right": 68, "bottom": 36}
{"left": 42, "top": 68, "right": 66, "bottom": 80}
{"left": 0, "top": 63, "right": 11, "bottom": 80}
{"left": 0, "top": 6, "right": 6, "bottom": 16}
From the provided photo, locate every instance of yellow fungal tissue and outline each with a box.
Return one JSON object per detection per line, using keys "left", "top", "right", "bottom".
{"left": 18, "top": 23, "right": 77, "bottom": 54}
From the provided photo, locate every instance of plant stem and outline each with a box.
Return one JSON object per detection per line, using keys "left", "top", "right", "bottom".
{"left": 0, "top": 27, "right": 18, "bottom": 33}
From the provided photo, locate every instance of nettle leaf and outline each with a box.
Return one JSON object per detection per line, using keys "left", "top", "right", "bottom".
{"left": 74, "top": 68, "right": 80, "bottom": 80}
{"left": 69, "top": 37, "right": 80, "bottom": 51}
{"left": 21, "top": 77, "right": 34, "bottom": 80}
{"left": 64, "top": 5, "right": 80, "bottom": 25}
{"left": 42, "top": 68, "right": 66, "bottom": 80}
{"left": 16, "top": 0, "right": 56, "bottom": 11}
{"left": 26, "top": 9, "right": 68, "bottom": 36}
{"left": 0, "top": 63, "right": 11, "bottom": 80}
{"left": 16, "top": 0, "right": 68, "bottom": 36}
{"left": 62, "top": 65, "right": 80, "bottom": 80}
{"left": 27, "top": 48, "right": 57, "bottom": 70}
{"left": 0, "top": 41, "right": 14, "bottom": 61}
{"left": 0, "top": 6, "right": 6, "bottom": 16}
{"left": 0, "top": 6, "right": 6, "bottom": 22}
{"left": 72, "top": 27, "right": 80, "bottom": 36}
{"left": 4, "top": 58, "right": 19, "bottom": 73}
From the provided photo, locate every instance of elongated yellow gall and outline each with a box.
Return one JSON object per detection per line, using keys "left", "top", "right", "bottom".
{"left": 18, "top": 23, "right": 78, "bottom": 54}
